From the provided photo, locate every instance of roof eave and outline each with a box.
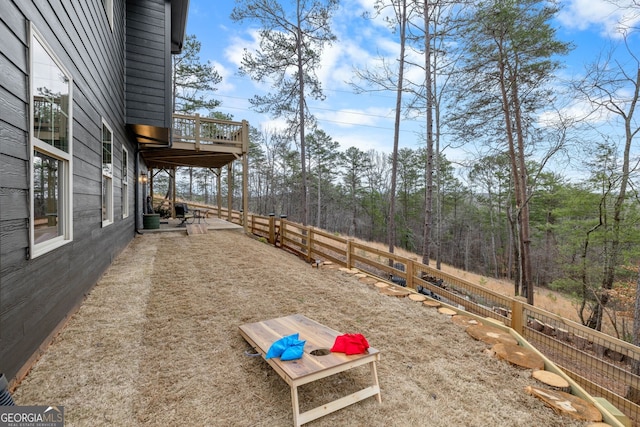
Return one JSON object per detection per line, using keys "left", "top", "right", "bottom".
{"left": 171, "top": 0, "right": 189, "bottom": 54}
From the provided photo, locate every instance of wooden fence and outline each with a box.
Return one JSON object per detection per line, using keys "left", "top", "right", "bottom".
{"left": 206, "top": 207, "right": 640, "bottom": 425}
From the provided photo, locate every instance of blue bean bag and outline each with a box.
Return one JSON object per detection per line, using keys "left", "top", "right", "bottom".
{"left": 266, "top": 333, "right": 306, "bottom": 361}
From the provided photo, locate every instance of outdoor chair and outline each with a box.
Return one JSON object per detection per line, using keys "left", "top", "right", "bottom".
{"left": 175, "top": 203, "right": 193, "bottom": 226}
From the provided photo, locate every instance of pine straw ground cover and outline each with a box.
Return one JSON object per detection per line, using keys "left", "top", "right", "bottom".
{"left": 13, "top": 230, "right": 589, "bottom": 427}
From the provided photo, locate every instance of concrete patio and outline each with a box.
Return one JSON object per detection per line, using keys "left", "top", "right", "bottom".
{"left": 138, "top": 216, "right": 243, "bottom": 234}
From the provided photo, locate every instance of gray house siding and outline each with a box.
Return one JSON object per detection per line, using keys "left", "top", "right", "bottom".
{"left": 0, "top": 0, "right": 157, "bottom": 381}
{"left": 125, "top": 0, "right": 172, "bottom": 129}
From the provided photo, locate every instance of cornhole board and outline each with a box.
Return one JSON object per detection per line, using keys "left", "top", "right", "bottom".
{"left": 239, "top": 314, "right": 381, "bottom": 426}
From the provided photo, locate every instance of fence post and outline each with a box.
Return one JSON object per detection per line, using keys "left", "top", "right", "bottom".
{"left": 346, "top": 239, "right": 353, "bottom": 269}
{"left": 268, "top": 213, "right": 275, "bottom": 244}
{"left": 406, "top": 258, "right": 415, "bottom": 289}
{"left": 306, "top": 227, "right": 313, "bottom": 262}
{"left": 280, "top": 216, "right": 287, "bottom": 247}
{"left": 511, "top": 299, "right": 524, "bottom": 335}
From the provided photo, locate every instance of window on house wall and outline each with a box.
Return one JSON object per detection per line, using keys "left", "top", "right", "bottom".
{"left": 102, "top": 121, "right": 114, "bottom": 226}
{"left": 30, "top": 24, "right": 73, "bottom": 258}
{"left": 122, "top": 147, "right": 129, "bottom": 218}
{"left": 102, "top": 0, "right": 114, "bottom": 30}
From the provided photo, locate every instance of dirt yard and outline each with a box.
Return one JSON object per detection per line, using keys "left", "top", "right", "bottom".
{"left": 13, "top": 230, "right": 594, "bottom": 426}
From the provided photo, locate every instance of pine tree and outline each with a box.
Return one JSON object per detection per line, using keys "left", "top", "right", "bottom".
{"left": 231, "top": 0, "right": 339, "bottom": 226}
{"left": 172, "top": 34, "right": 222, "bottom": 114}
{"left": 451, "top": 0, "right": 571, "bottom": 304}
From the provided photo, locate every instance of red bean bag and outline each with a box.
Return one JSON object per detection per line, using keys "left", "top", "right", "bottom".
{"left": 330, "top": 333, "right": 370, "bottom": 355}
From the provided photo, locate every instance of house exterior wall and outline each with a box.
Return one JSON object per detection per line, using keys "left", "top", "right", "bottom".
{"left": 0, "top": 0, "right": 173, "bottom": 382}
{"left": 125, "top": 0, "right": 173, "bottom": 129}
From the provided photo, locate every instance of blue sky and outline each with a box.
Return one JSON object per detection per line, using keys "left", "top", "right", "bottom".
{"left": 185, "top": 0, "right": 639, "bottom": 179}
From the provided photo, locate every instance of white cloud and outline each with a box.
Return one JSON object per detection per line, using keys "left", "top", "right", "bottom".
{"left": 315, "top": 43, "right": 347, "bottom": 89}
{"left": 316, "top": 106, "right": 394, "bottom": 128}
{"left": 258, "top": 118, "right": 289, "bottom": 133}
{"left": 537, "top": 98, "right": 619, "bottom": 128}
{"left": 357, "top": 0, "right": 402, "bottom": 30}
{"left": 317, "top": 37, "right": 392, "bottom": 91}
{"left": 319, "top": 0, "right": 406, "bottom": 93}
{"left": 538, "top": 104, "right": 587, "bottom": 126}
{"left": 211, "top": 61, "right": 235, "bottom": 92}
{"left": 558, "top": 0, "right": 640, "bottom": 37}
{"left": 224, "top": 31, "right": 257, "bottom": 69}
{"left": 223, "top": 30, "right": 277, "bottom": 93}
{"left": 332, "top": 129, "right": 392, "bottom": 153}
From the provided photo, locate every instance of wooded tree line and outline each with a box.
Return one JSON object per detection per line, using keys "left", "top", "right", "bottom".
{"left": 164, "top": 0, "right": 639, "bottom": 339}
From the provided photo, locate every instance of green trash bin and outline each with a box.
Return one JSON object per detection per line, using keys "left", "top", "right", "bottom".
{"left": 143, "top": 214, "right": 160, "bottom": 229}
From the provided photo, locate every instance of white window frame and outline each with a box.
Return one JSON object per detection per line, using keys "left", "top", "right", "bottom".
{"left": 29, "top": 24, "right": 73, "bottom": 259}
{"left": 102, "top": 0, "right": 114, "bottom": 30}
{"left": 102, "top": 120, "right": 114, "bottom": 227}
{"left": 122, "top": 147, "right": 129, "bottom": 218}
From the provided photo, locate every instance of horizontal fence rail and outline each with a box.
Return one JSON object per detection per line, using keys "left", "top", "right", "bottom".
{"left": 206, "top": 209, "right": 639, "bottom": 425}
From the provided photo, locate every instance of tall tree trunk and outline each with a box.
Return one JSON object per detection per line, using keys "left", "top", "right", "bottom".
{"left": 497, "top": 44, "right": 533, "bottom": 304}
{"left": 388, "top": 0, "right": 407, "bottom": 258}
{"left": 497, "top": 53, "right": 521, "bottom": 297}
{"left": 351, "top": 179, "right": 358, "bottom": 236}
{"left": 489, "top": 189, "right": 499, "bottom": 278}
{"left": 434, "top": 81, "right": 442, "bottom": 270}
{"left": 204, "top": 172, "right": 209, "bottom": 204}
{"left": 296, "top": 8, "right": 308, "bottom": 226}
{"left": 164, "top": 168, "right": 174, "bottom": 201}
{"left": 316, "top": 171, "right": 322, "bottom": 228}
{"left": 432, "top": 5, "right": 443, "bottom": 271}
{"left": 627, "top": 262, "right": 640, "bottom": 402}
{"left": 507, "top": 205, "right": 520, "bottom": 295}
{"left": 628, "top": 68, "right": 640, "bottom": 338}
{"left": 511, "top": 62, "right": 534, "bottom": 305}
{"left": 421, "top": 0, "right": 434, "bottom": 267}
{"left": 543, "top": 210, "right": 552, "bottom": 285}
{"left": 587, "top": 68, "right": 638, "bottom": 330}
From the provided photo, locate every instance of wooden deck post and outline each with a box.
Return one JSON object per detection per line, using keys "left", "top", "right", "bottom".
{"left": 171, "top": 167, "right": 176, "bottom": 218}
{"left": 148, "top": 168, "right": 154, "bottom": 213}
{"left": 227, "top": 163, "right": 232, "bottom": 222}
{"left": 216, "top": 168, "right": 222, "bottom": 219}
{"left": 346, "top": 239, "right": 353, "bottom": 269}
{"left": 242, "top": 120, "right": 249, "bottom": 233}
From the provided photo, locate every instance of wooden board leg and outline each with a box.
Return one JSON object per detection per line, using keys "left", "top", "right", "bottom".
{"left": 291, "top": 385, "right": 301, "bottom": 427}
{"left": 370, "top": 361, "right": 382, "bottom": 404}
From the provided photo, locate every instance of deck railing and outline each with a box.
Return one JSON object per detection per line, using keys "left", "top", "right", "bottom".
{"left": 204, "top": 207, "right": 637, "bottom": 426}
{"left": 172, "top": 113, "right": 247, "bottom": 153}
